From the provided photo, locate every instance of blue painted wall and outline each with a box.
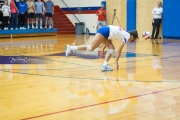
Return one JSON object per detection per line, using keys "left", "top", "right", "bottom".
{"left": 163, "top": 0, "right": 180, "bottom": 39}
{"left": 126, "top": 0, "right": 136, "bottom": 31}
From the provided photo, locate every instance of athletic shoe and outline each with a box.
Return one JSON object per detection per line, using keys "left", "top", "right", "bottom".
{"left": 11, "top": 28, "right": 13, "bottom": 30}
{"left": 101, "top": 65, "right": 113, "bottom": 72}
{"left": 32, "top": 26, "right": 35, "bottom": 29}
{"left": 65, "top": 44, "right": 73, "bottom": 58}
{"left": 15, "top": 28, "right": 18, "bottom": 30}
{"left": 40, "top": 26, "right": 43, "bottom": 29}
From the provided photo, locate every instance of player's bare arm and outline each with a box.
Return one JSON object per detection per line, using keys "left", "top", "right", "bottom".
{"left": 116, "top": 42, "right": 125, "bottom": 69}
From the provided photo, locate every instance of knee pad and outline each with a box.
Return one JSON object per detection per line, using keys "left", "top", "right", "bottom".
{"left": 86, "top": 45, "right": 92, "bottom": 51}
{"left": 108, "top": 49, "right": 114, "bottom": 54}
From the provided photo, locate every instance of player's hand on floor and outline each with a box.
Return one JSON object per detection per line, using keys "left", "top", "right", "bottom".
{"left": 100, "top": 49, "right": 105, "bottom": 56}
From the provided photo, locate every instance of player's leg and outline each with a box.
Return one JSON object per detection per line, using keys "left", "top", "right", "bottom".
{"left": 99, "top": 21, "right": 106, "bottom": 46}
{"left": 101, "top": 39, "right": 115, "bottom": 71}
{"left": 66, "top": 26, "right": 110, "bottom": 57}
{"left": 66, "top": 33, "right": 105, "bottom": 57}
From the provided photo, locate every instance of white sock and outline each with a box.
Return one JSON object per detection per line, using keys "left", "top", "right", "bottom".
{"left": 70, "top": 46, "right": 78, "bottom": 51}
{"left": 103, "top": 61, "right": 108, "bottom": 66}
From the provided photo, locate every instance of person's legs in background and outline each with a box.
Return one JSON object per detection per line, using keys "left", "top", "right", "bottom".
{"left": 10, "top": 13, "right": 16, "bottom": 30}
{"left": 21, "top": 14, "right": 26, "bottom": 29}
{"left": 96, "top": 21, "right": 101, "bottom": 30}
{"left": 18, "top": 14, "right": 22, "bottom": 29}
{"left": 154, "top": 19, "right": 161, "bottom": 39}
{"left": 151, "top": 20, "right": 156, "bottom": 39}
{"left": 35, "top": 14, "right": 39, "bottom": 29}
{"left": 3, "top": 16, "right": 9, "bottom": 30}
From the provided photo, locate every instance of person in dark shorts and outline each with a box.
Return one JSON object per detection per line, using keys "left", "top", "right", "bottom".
{"left": 35, "top": 0, "right": 45, "bottom": 29}
{"left": 26, "top": 0, "right": 35, "bottom": 29}
{"left": 44, "top": 0, "right": 54, "bottom": 29}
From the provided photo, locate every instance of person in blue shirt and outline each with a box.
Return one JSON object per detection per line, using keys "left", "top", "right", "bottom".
{"left": 44, "top": 0, "right": 54, "bottom": 29}
{"left": 35, "top": 0, "right": 45, "bottom": 29}
{"left": 18, "top": 0, "right": 27, "bottom": 29}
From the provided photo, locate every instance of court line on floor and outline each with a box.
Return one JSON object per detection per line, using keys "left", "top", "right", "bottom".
{"left": 1, "top": 69, "right": 180, "bottom": 83}
{"left": 21, "top": 86, "right": 180, "bottom": 120}
{"left": 0, "top": 55, "right": 179, "bottom": 71}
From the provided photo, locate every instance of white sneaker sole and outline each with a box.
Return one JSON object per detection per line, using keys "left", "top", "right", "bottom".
{"left": 101, "top": 69, "right": 113, "bottom": 72}
{"left": 101, "top": 66, "right": 113, "bottom": 72}
{"left": 66, "top": 44, "right": 71, "bottom": 58}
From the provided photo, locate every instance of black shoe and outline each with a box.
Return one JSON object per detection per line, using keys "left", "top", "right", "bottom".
{"left": 151, "top": 37, "right": 154, "bottom": 39}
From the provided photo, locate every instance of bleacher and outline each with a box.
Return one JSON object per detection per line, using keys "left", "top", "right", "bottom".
{"left": 0, "top": 28, "right": 57, "bottom": 37}
{"left": 0, "top": 0, "right": 57, "bottom": 38}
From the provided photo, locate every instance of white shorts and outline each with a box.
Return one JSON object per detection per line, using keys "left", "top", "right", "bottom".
{"left": 97, "top": 21, "right": 106, "bottom": 26}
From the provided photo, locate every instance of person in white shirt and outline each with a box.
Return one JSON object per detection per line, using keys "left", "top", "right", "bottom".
{"left": 65, "top": 25, "right": 139, "bottom": 71}
{"left": 2, "top": 0, "right": 11, "bottom": 30}
{"left": 151, "top": 1, "right": 163, "bottom": 39}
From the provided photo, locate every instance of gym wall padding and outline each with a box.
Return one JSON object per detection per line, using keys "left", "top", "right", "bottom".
{"left": 162, "top": 0, "right": 180, "bottom": 39}
{"left": 126, "top": 0, "right": 136, "bottom": 31}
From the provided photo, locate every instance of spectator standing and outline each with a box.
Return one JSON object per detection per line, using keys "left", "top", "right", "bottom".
{"left": 2, "top": 0, "right": 11, "bottom": 30}
{"left": 151, "top": 1, "right": 163, "bottom": 39}
{"left": 18, "top": 0, "right": 27, "bottom": 29}
{"left": 26, "top": 0, "right": 35, "bottom": 29}
{"left": 35, "top": 0, "right": 45, "bottom": 29}
{"left": 44, "top": 0, "right": 54, "bottom": 29}
{"left": 10, "top": 0, "right": 19, "bottom": 30}
{"left": 96, "top": 4, "right": 106, "bottom": 30}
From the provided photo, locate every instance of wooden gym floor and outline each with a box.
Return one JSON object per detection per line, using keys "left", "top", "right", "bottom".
{"left": 0, "top": 35, "right": 180, "bottom": 120}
